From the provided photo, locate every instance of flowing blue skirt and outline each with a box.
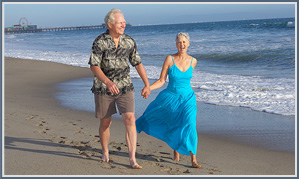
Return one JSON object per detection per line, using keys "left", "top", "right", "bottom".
{"left": 136, "top": 88, "right": 198, "bottom": 155}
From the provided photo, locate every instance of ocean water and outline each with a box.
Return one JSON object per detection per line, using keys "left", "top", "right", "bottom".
{"left": 4, "top": 18, "right": 296, "bottom": 116}
{"left": 56, "top": 78, "right": 295, "bottom": 152}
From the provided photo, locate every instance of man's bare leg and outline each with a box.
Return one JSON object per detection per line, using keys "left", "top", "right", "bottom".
{"left": 99, "top": 117, "right": 112, "bottom": 162}
{"left": 122, "top": 113, "right": 142, "bottom": 169}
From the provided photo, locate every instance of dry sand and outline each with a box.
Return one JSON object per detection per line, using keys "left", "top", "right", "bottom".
{"left": 3, "top": 57, "right": 296, "bottom": 176}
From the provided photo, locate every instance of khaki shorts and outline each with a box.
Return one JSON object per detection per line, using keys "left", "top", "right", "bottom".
{"left": 94, "top": 91, "right": 135, "bottom": 119}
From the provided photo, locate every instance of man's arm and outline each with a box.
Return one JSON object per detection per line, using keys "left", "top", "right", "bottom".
{"left": 135, "top": 63, "right": 151, "bottom": 99}
{"left": 90, "top": 65, "right": 119, "bottom": 95}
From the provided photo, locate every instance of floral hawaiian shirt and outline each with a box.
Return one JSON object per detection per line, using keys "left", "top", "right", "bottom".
{"left": 88, "top": 30, "right": 141, "bottom": 96}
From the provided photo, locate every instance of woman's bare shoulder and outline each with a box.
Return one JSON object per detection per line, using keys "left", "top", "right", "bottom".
{"left": 164, "top": 55, "right": 174, "bottom": 66}
{"left": 191, "top": 56, "right": 197, "bottom": 68}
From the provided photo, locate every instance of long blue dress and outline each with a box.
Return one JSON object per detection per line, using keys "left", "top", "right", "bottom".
{"left": 136, "top": 56, "right": 198, "bottom": 155}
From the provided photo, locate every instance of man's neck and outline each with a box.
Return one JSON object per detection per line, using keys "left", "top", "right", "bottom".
{"left": 109, "top": 30, "right": 121, "bottom": 43}
{"left": 109, "top": 30, "right": 121, "bottom": 49}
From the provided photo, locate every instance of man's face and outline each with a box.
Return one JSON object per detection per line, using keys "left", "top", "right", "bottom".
{"left": 108, "top": 13, "right": 126, "bottom": 36}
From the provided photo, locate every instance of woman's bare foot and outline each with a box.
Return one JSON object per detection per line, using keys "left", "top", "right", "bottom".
{"left": 173, "top": 150, "right": 180, "bottom": 161}
{"left": 101, "top": 152, "right": 109, "bottom": 162}
{"left": 132, "top": 164, "right": 143, "bottom": 169}
{"left": 190, "top": 151, "right": 201, "bottom": 168}
{"left": 192, "top": 162, "right": 202, "bottom": 168}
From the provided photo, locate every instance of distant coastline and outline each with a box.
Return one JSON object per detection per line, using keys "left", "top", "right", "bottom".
{"left": 132, "top": 17, "right": 295, "bottom": 27}
{"left": 4, "top": 22, "right": 132, "bottom": 34}
{"left": 4, "top": 17, "right": 294, "bottom": 31}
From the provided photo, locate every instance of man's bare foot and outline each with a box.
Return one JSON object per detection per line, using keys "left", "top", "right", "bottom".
{"left": 101, "top": 152, "right": 109, "bottom": 162}
{"left": 130, "top": 160, "right": 142, "bottom": 169}
{"left": 192, "top": 162, "right": 202, "bottom": 168}
{"left": 173, "top": 150, "right": 179, "bottom": 161}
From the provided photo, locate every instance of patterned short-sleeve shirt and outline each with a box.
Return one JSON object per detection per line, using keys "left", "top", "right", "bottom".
{"left": 88, "top": 30, "right": 142, "bottom": 96}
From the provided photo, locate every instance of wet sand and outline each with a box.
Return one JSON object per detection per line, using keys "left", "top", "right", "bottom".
{"left": 3, "top": 57, "right": 296, "bottom": 176}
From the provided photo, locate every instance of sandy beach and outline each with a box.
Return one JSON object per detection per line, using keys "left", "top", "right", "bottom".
{"left": 3, "top": 57, "right": 296, "bottom": 176}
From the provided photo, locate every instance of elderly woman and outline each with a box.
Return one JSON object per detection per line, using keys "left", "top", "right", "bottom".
{"left": 137, "top": 32, "right": 201, "bottom": 168}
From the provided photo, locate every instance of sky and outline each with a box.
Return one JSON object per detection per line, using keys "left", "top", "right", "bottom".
{"left": 3, "top": 3, "right": 296, "bottom": 28}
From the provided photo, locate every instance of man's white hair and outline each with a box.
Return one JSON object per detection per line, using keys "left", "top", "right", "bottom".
{"left": 104, "top": 8, "right": 123, "bottom": 26}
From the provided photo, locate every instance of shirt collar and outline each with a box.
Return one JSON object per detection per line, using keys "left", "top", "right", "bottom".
{"left": 105, "top": 29, "right": 124, "bottom": 42}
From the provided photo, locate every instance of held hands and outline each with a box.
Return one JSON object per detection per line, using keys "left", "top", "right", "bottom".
{"left": 106, "top": 80, "right": 150, "bottom": 97}
{"left": 141, "top": 86, "right": 151, "bottom": 99}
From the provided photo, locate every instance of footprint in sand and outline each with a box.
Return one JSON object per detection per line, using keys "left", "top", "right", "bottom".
{"left": 208, "top": 168, "right": 221, "bottom": 174}
{"left": 92, "top": 138, "right": 100, "bottom": 143}
{"left": 159, "top": 152, "right": 170, "bottom": 155}
{"left": 167, "top": 168, "right": 187, "bottom": 175}
{"left": 112, "top": 146, "right": 122, "bottom": 151}
{"left": 69, "top": 121, "right": 77, "bottom": 126}
{"left": 26, "top": 114, "right": 39, "bottom": 121}
{"left": 37, "top": 130, "right": 46, "bottom": 134}
{"left": 43, "top": 127, "right": 50, "bottom": 131}
{"left": 99, "top": 160, "right": 116, "bottom": 169}
{"left": 78, "top": 150, "right": 92, "bottom": 159}
{"left": 160, "top": 167, "right": 172, "bottom": 172}
{"left": 36, "top": 122, "right": 43, "bottom": 127}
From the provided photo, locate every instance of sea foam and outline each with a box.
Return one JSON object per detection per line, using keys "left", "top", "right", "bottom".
{"left": 131, "top": 66, "right": 295, "bottom": 116}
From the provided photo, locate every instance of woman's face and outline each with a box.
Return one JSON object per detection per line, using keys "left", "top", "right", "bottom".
{"left": 176, "top": 36, "right": 190, "bottom": 54}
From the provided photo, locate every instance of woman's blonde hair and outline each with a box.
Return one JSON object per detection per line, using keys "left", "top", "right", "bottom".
{"left": 176, "top": 32, "right": 190, "bottom": 42}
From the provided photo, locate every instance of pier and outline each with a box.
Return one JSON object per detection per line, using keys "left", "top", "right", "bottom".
{"left": 5, "top": 24, "right": 106, "bottom": 34}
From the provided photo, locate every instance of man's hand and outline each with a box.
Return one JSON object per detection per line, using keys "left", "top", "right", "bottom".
{"left": 106, "top": 81, "right": 120, "bottom": 95}
{"left": 141, "top": 86, "right": 151, "bottom": 99}
{"left": 90, "top": 66, "right": 119, "bottom": 95}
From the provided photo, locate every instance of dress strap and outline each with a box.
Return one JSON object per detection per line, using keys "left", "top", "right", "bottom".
{"left": 190, "top": 57, "right": 193, "bottom": 66}
{"left": 171, "top": 55, "right": 175, "bottom": 65}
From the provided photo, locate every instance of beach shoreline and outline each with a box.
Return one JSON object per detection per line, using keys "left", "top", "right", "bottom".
{"left": 56, "top": 77, "right": 295, "bottom": 152}
{"left": 3, "top": 57, "right": 296, "bottom": 176}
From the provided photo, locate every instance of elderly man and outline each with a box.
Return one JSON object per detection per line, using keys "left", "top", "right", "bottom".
{"left": 88, "top": 9, "right": 150, "bottom": 169}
